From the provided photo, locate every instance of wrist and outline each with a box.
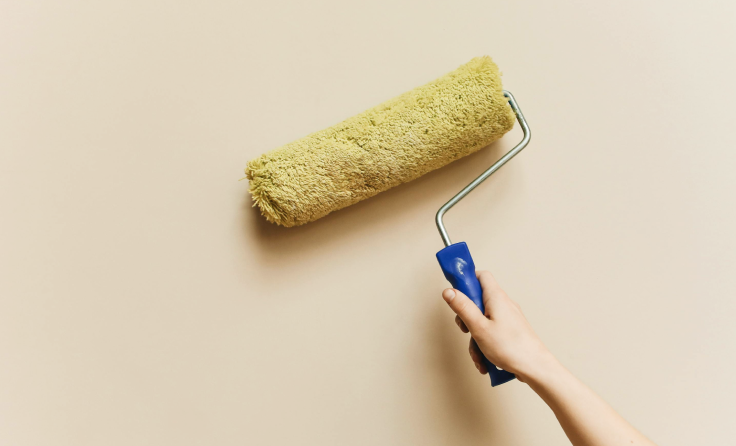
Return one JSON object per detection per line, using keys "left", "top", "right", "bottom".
{"left": 516, "top": 349, "right": 565, "bottom": 388}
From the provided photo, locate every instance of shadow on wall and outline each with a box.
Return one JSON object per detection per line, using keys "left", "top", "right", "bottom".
{"left": 402, "top": 300, "right": 515, "bottom": 445}
{"left": 239, "top": 138, "right": 520, "bottom": 443}
{"left": 240, "top": 136, "right": 520, "bottom": 267}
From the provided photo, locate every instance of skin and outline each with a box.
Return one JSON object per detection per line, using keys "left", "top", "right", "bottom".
{"left": 442, "top": 270, "right": 657, "bottom": 446}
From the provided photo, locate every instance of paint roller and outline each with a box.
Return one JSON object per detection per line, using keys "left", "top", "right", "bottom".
{"left": 245, "top": 56, "right": 531, "bottom": 386}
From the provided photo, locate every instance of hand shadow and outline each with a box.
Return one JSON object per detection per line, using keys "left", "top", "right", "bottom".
{"left": 416, "top": 302, "right": 516, "bottom": 445}
{"left": 393, "top": 294, "right": 516, "bottom": 445}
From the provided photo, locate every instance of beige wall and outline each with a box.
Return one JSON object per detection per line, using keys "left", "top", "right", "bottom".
{"left": 1, "top": 1, "right": 735, "bottom": 445}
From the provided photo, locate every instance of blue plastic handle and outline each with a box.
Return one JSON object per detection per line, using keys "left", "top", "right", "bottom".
{"left": 436, "top": 242, "right": 516, "bottom": 386}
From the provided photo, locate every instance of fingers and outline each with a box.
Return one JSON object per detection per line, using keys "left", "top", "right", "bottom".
{"left": 442, "top": 288, "right": 488, "bottom": 333}
{"left": 470, "top": 339, "right": 488, "bottom": 374}
{"left": 442, "top": 287, "right": 491, "bottom": 376}
{"left": 476, "top": 270, "right": 508, "bottom": 318}
{"left": 476, "top": 270, "right": 503, "bottom": 292}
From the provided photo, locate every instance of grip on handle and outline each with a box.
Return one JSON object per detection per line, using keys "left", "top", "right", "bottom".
{"left": 436, "top": 242, "right": 516, "bottom": 386}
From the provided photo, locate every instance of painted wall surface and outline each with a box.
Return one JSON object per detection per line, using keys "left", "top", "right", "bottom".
{"left": 1, "top": 1, "right": 734, "bottom": 445}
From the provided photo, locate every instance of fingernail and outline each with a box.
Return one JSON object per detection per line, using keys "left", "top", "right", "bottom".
{"left": 442, "top": 289, "right": 455, "bottom": 302}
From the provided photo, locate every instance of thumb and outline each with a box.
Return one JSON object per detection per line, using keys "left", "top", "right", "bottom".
{"left": 442, "top": 289, "right": 488, "bottom": 333}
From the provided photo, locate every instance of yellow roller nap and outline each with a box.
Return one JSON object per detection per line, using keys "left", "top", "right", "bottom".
{"left": 245, "top": 56, "right": 515, "bottom": 227}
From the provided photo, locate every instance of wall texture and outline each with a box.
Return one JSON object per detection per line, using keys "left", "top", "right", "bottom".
{"left": 1, "top": 1, "right": 734, "bottom": 445}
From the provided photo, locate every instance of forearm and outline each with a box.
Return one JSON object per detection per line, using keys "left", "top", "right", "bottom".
{"left": 522, "top": 354, "right": 655, "bottom": 446}
{"left": 441, "top": 274, "right": 656, "bottom": 446}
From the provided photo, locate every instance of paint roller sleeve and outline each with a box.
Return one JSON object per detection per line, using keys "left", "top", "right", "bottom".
{"left": 245, "top": 56, "right": 515, "bottom": 227}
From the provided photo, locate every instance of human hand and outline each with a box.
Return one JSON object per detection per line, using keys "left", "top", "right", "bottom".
{"left": 442, "top": 271, "right": 555, "bottom": 383}
{"left": 443, "top": 271, "right": 658, "bottom": 446}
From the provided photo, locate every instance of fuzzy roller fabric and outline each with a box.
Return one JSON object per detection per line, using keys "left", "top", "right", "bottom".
{"left": 245, "top": 56, "right": 515, "bottom": 227}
